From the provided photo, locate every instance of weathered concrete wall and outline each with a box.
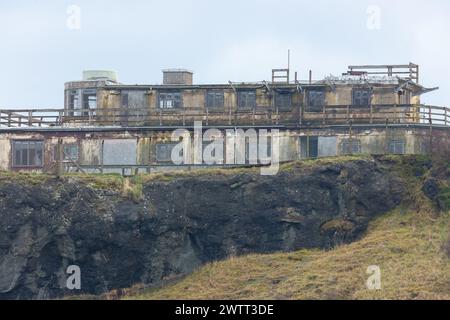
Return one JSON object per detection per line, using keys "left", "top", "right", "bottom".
{"left": 0, "top": 126, "right": 445, "bottom": 173}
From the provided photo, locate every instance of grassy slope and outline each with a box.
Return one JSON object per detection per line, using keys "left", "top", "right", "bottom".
{"left": 125, "top": 209, "right": 449, "bottom": 300}
{"left": 125, "top": 157, "right": 450, "bottom": 300}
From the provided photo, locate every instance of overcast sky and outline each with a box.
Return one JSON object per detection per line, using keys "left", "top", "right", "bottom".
{"left": 0, "top": 0, "right": 449, "bottom": 108}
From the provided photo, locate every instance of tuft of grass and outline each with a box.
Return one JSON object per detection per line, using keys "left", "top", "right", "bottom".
{"left": 69, "top": 173, "right": 124, "bottom": 191}
{"left": 0, "top": 171, "right": 54, "bottom": 185}
{"left": 122, "top": 176, "right": 144, "bottom": 202}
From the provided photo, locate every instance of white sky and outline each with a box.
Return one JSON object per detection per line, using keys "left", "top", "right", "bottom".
{"left": 0, "top": 0, "right": 449, "bottom": 108}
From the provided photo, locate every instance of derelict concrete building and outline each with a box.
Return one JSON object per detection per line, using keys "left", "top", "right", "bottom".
{"left": 0, "top": 63, "right": 447, "bottom": 174}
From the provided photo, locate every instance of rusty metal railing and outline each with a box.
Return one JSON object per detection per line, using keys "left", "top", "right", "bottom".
{"left": 0, "top": 104, "right": 448, "bottom": 128}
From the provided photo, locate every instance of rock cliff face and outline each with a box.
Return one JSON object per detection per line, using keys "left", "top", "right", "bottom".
{"left": 0, "top": 157, "right": 406, "bottom": 299}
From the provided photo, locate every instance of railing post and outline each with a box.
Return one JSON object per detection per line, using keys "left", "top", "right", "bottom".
{"left": 299, "top": 103, "right": 302, "bottom": 126}
{"left": 346, "top": 105, "right": 350, "bottom": 123}
{"left": 322, "top": 105, "right": 326, "bottom": 125}
{"left": 159, "top": 109, "right": 162, "bottom": 126}
{"left": 252, "top": 108, "right": 255, "bottom": 125}
{"left": 275, "top": 106, "right": 279, "bottom": 125}
{"left": 7, "top": 112, "right": 11, "bottom": 127}
{"left": 206, "top": 107, "right": 209, "bottom": 126}
{"left": 56, "top": 138, "right": 64, "bottom": 178}
{"left": 445, "top": 107, "right": 448, "bottom": 126}
{"left": 88, "top": 109, "right": 93, "bottom": 125}
{"left": 370, "top": 104, "right": 373, "bottom": 124}
{"left": 428, "top": 105, "right": 432, "bottom": 125}
{"left": 28, "top": 111, "right": 32, "bottom": 127}
{"left": 228, "top": 106, "right": 232, "bottom": 125}
{"left": 182, "top": 109, "right": 185, "bottom": 126}
{"left": 394, "top": 104, "right": 397, "bottom": 123}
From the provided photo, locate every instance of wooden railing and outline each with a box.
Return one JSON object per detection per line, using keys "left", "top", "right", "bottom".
{"left": 0, "top": 104, "right": 448, "bottom": 128}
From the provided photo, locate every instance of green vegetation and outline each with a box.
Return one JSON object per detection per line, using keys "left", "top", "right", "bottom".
{"left": 438, "top": 185, "right": 450, "bottom": 211}
{"left": 0, "top": 171, "right": 54, "bottom": 185}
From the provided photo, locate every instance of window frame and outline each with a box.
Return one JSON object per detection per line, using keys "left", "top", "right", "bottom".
{"left": 340, "top": 139, "right": 362, "bottom": 155}
{"left": 352, "top": 88, "right": 372, "bottom": 107}
{"left": 53, "top": 144, "right": 79, "bottom": 162}
{"left": 306, "top": 90, "right": 325, "bottom": 112}
{"left": 11, "top": 140, "right": 45, "bottom": 168}
{"left": 158, "top": 91, "right": 183, "bottom": 109}
{"left": 274, "top": 91, "right": 292, "bottom": 111}
{"left": 205, "top": 90, "right": 225, "bottom": 110}
{"left": 388, "top": 140, "right": 405, "bottom": 155}
{"left": 300, "top": 136, "right": 319, "bottom": 159}
{"left": 155, "top": 143, "right": 183, "bottom": 163}
{"left": 237, "top": 90, "right": 256, "bottom": 110}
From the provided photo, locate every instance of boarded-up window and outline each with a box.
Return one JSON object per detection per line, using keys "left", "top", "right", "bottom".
{"left": 340, "top": 139, "right": 361, "bottom": 154}
{"left": 156, "top": 143, "right": 182, "bottom": 162}
{"left": 275, "top": 91, "right": 292, "bottom": 110}
{"left": 306, "top": 91, "right": 325, "bottom": 112}
{"left": 158, "top": 92, "right": 182, "bottom": 109}
{"left": 388, "top": 140, "right": 405, "bottom": 154}
{"left": 206, "top": 90, "right": 224, "bottom": 110}
{"left": 12, "top": 141, "right": 44, "bottom": 167}
{"left": 237, "top": 90, "right": 256, "bottom": 110}
{"left": 352, "top": 89, "right": 371, "bottom": 106}
{"left": 103, "top": 139, "right": 137, "bottom": 165}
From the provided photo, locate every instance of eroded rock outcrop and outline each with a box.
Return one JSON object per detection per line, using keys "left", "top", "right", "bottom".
{"left": 0, "top": 158, "right": 406, "bottom": 299}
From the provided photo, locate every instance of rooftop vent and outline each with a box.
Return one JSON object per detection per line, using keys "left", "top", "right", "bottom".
{"left": 162, "top": 69, "right": 193, "bottom": 85}
{"left": 83, "top": 70, "right": 118, "bottom": 82}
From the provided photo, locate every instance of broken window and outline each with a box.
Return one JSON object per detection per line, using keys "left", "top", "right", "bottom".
{"left": 306, "top": 90, "right": 325, "bottom": 112}
{"left": 83, "top": 93, "right": 97, "bottom": 109}
{"left": 352, "top": 89, "right": 371, "bottom": 106}
{"left": 206, "top": 90, "right": 224, "bottom": 110}
{"left": 156, "top": 143, "right": 182, "bottom": 162}
{"left": 340, "top": 139, "right": 361, "bottom": 155}
{"left": 12, "top": 140, "right": 44, "bottom": 167}
{"left": 158, "top": 92, "right": 182, "bottom": 109}
{"left": 237, "top": 90, "right": 256, "bottom": 110}
{"left": 53, "top": 144, "right": 79, "bottom": 161}
{"left": 388, "top": 140, "right": 405, "bottom": 154}
{"left": 275, "top": 91, "right": 292, "bottom": 110}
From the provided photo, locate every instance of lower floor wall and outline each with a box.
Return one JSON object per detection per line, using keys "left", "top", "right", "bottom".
{"left": 0, "top": 126, "right": 446, "bottom": 174}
